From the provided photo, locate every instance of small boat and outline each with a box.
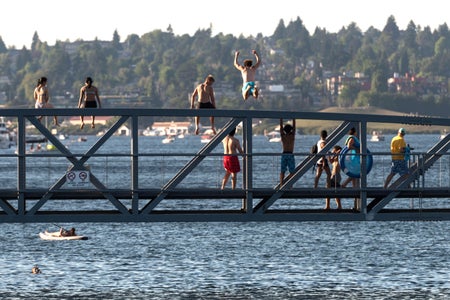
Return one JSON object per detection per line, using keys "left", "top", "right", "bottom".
{"left": 200, "top": 129, "right": 215, "bottom": 143}
{"left": 370, "top": 131, "right": 385, "bottom": 142}
{"left": 162, "top": 135, "right": 175, "bottom": 144}
{"left": 39, "top": 230, "right": 88, "bottom": 241}
{"left": 265, "top": 131, "right": 281, "bottom": 143}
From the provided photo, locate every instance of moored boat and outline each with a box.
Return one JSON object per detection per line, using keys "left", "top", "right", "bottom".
{"left": 265, "top": 131, "right": 281, "bottom": 143}
{"left": 370, "top": 131, "right": 385, "bottom": 142}
{"left": 162, "top": 135, "right": 175, "bottom": 144}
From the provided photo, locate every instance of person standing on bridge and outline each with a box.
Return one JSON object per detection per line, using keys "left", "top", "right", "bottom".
{"left": 190, "top": 75, "right": 216, "bottom": 135}
{"left": 78, "top": 77, "right": 101, "bottom": 129}
{"left": 34, "top": 77, "right": 59, "bottom": 126}
{"left": 221, "top": 128, "right": 244, "bottom": 190}
{"left": 325, "top": 145, "right": 343, "bottom": 210}
{"left": 234, "top": 49, "right": 261, "bottom": 101}
{"left": 314, "top": 130, "right": 331, "bottom": 188}
{"left": 341, "top": 127, "right": 361, "bottom": 210}
{"left": 384, "top": 128, "right": 410, "bottom": 189}
{"left": 279, "top": 118, "right": 296, "bottom": 186}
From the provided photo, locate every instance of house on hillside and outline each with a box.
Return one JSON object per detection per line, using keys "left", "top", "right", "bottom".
{"left": 151, "top": 121, "right": 191, "bottom": 135}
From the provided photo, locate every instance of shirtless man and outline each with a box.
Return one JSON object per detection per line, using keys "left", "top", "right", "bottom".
{"left": 78, "top": 77, "right": 101, "bottom": 129}
{"left": 221, "top": 128, "right": 244, "bottom": 190}
{"left": 280, "top": 118, "right": 296, "bottom": 186}
{"left": 191, "top": 75, "right": 216, "bottom": 135}
{"left": 234, "top": 49, "right": 261, "bottom": 100}
{"left": 34, "top": 77, "right": 58, "bottom": 125}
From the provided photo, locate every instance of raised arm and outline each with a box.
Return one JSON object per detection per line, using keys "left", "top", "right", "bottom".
{"left": 234, "top": 51, "right": 243, "bottom": 70}
{"left": 252, "top": 50, "right": 261, "bottom": 68}
{"left": 280, "top": 119, "right": 284, "bottom": 135}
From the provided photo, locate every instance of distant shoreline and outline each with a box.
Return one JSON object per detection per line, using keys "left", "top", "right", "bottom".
{"left": 295, "top": 106, "right": 449, "bottom": 134}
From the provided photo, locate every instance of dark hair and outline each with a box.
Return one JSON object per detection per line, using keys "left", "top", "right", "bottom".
{"left": 37, "top": 77, "right": 47, "bottom": 87}
{"left": 244, "top": 59, "right": 253, "bottom": 67}
{"left": 320, "top": 130, "right": 327, "bottom": 139}
{"left": 283, "top": 124, "right": 293, "bottom": 134}
{"left": 349, "top": 127, "right": 356, "bottom": 135}
{"left": 229, "top": 128, "right": 236, "bottom": 136}
{"left": 86, "top": 77, "right": 93, "bottom": 84}
{"left": 206, "top": 75, "right": 215, "bottom": 83}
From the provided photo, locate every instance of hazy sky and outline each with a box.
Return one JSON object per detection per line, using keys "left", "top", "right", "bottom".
{"left": 2, "top": 0, "right": 448, "bottom": 48}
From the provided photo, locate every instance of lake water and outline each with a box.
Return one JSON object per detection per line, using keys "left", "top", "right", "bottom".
{"left": 0, "top": 133, "right": 449, "bottom": 299}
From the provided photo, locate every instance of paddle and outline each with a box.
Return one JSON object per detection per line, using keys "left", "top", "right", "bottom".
{"left": 53, "top": 223, "right": 64, "bottom": 230}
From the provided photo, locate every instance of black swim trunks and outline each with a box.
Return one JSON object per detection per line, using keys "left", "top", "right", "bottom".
{"left": 198, "top": 102, "right": 214, "bottom": 109}
{"left": 84, "top": 101, "right": 97, "bottom": 108}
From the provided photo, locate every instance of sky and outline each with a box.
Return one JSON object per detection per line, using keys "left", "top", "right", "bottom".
{"left": 2, "top": 0, "right": 449, "bottom": 49}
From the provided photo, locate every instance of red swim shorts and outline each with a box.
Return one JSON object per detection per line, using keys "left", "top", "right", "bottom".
{"left": 223, "top": 155, "right": 240, "bottom": 173}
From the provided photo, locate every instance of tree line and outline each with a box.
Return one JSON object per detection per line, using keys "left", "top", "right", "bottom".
{"left": 0, "top": 15, "right": 450, "bottom": 116}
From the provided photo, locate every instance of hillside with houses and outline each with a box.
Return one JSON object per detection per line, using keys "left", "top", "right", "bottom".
{"left": 0, "top": 15, "right": 450, "bottom": 120}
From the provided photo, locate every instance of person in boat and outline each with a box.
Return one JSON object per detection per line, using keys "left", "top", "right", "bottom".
{"left": 279, "top": 118, "right": 296, "bottom": 186}
{"left": 78, "top": 77, "right": 101, "bottom": 129}
{"left": 221, "top": 128, "right": 244, "bottom": 190}
{"left": 234, "top": 50, "right": 261, "bottom": 101}
{"left": 33, "top": 76, "right": 59, "bottom": 126}
{"left": 190, "top": 75, "right": 216, "bottom": 135}
{"left": 59, "top": 227, "right": 76, "bottom": 237}
{"left": 314, "top": 130, "right": 331, "bottom": 188}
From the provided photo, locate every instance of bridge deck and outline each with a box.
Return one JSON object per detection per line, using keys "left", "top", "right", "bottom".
{"left": 0, "top": 108, "right": 449, "bottom": 222}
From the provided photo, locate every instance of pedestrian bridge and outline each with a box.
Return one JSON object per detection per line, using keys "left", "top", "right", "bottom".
{"left": 0, "top": 108, "right": 449, "bottom": 222}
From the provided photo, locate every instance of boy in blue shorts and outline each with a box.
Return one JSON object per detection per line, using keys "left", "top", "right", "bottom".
{"left": 279, "top": 118, "right": 296, "bottom": 186}
{"left": 234, "top": 50, "right": 261, "bottom": 100}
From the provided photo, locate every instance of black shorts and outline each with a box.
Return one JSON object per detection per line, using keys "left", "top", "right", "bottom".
{"left": 316, "top": 158, "right": 329, "bottom": 168}
{"left": 198, "top": 102, "right": 214, "bottom": 109}
{"left": 84, "top": 101, "right": 97, "bottom": 108}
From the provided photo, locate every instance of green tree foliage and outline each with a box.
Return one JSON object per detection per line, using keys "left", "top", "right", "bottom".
{"left": 0, "top": 16, "right": 449, "bottom": 116}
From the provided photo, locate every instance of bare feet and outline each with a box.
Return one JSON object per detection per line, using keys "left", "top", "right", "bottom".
{"left": 91, "top": 123, "right": 95, "bottom": 128}
{"left": 195, "top": 128, "right": 199, "bottom": 135}
{"left": 80, "top": 123, "right": 84, "bottom": 129}
{"left": 212, "top": 128, "right": 217, "bottom": 135}
{"left": 253, "top": 87, "right": 259, "bottom": 99}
